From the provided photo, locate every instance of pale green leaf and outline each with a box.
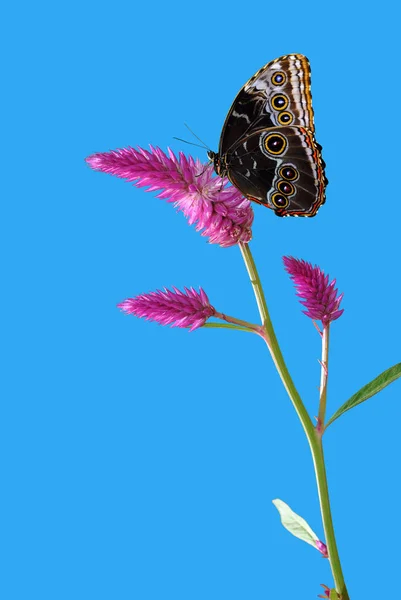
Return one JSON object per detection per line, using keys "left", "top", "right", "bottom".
{"left": 272, "top": 499, "right": 318, "bottom": 548}
{"left": 326, "top": 363, "right": 401, "bottom": 428}
{"left": 329, "top": 589, "right": 338, "bottom": 600}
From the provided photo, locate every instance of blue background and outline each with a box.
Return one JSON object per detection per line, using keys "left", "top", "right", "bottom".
{"left": 3, "top": 1, "right": 400, "bottom": 598}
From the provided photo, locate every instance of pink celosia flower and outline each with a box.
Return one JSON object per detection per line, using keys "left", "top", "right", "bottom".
{"left": 316, "top": 540, "right": 328, "bottom": 557}
{"left": 86, "top": 145, "right": 253, "bottom": 248}
{"left": 283, "top": 257, "right": 344, "bottom": 326}
{"left": 118, "top": 286, "right": 215, "bottom": 331}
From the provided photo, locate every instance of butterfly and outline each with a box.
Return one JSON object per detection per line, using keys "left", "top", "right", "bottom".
{"left": 208, "top": 54, "right": 328, "bottom": 217}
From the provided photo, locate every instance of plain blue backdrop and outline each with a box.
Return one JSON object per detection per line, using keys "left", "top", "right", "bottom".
{"left": 2, "top": 1, "right": 400, "bottom": 598}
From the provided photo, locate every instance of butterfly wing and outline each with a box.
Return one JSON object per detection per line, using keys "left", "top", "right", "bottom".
{"left": 219, "top": 54, "right": 315, "bottom": 156}
{"left": 225, "top": 126, "right": 327, "bottom": 217}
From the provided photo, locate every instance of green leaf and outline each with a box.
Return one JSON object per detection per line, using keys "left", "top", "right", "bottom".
{"left": 329, "top": 590, "right": 338, "bottom": 600}
{"left": 272, "top": 499, "right": 318, "bottom": 548}
{"left": 326, "top": 362, "right": 401, "bottom": 429}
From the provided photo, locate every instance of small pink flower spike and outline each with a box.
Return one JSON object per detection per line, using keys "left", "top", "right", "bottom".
{"left": 118, "top": 286, "right": 215, "bottom": 331}
{"left": 316, "top": 540, "right": 328, "bottom": 558}
{"left": 283, "top": 257, "right": 344, "bottom": 326}
{"left": 86, "top": 146, "right": 253, "bottom": 247}
{"left": 318, "top": 584, "right": 331, "bottom": 598}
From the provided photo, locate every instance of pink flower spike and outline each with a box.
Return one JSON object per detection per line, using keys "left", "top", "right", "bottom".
{"left": 318, "top": 584, "right": 331, "bottom": 598}
{"left": 283, "top": 257, "right": 344, "bottom": 326}
{"left": 118, "top": 286, "right": 215, "bottom": 331}
{"left": 86, "top": 146, "right": 253, "bottom": 248}
{"left": 315, "top": 539, "right": 328, "bottom": 557}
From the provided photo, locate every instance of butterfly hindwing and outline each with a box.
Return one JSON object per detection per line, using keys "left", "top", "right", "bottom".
{"left": 219, "top": 54, "right": 315, "bottom": 156}
{"left": 226, "top": 126, "right": 327, "bottom": 217}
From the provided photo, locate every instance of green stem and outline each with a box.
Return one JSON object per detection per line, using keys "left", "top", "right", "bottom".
{"left": 203, "top": 322, "right": 253, "bottom": 333}
{"left": 238, "top": 243, "right": 313, "bottom": 437}
{"left": 238, "top": 242, "right": 349, "bottom": 600}
{"left": 213, "top": 310, "right": 262, "bottom": 334}
{"left": 312, "top": 439, "right": 349, "bottom": 600}
{"left": 318, "top": 325, "right": 330, "bottom": 429}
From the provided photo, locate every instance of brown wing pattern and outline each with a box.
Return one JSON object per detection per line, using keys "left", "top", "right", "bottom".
{"left": 226, "top": 126, "right": 326, "bottom": 217}
{"left": 219, "top": 54, "right": 315, "bottom": 156}
{"left": 213, "top": 54, "right": 327, "bottom": 217}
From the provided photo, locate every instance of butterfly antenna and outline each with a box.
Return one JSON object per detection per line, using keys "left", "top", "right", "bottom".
{"left": 174, "top": 124, "right": 213, "bottom": 178}
{"left": 184, "top": 123, "right": 210, "bottom": 150}
{"left": 172, "top": 137, "right": 208, "bottom": 150}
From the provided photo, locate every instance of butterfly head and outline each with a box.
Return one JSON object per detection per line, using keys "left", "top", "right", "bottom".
{"left": 207, "top": 150, "right": 227, "bottom": 179}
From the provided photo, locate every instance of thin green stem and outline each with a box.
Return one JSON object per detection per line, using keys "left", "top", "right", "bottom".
{"left": 239, "top": 242, "right": 314, "bottom": 438}
{"left": 202, "top": 323, "right": 253, "bottom": 334}
{"left": 213, "top": 310, "right": 262, "bottom": 334}
{"left": 238, "top": 242, "right": 270, "bottom": 325}
{"left": 312, "top": 438, "right": 349, "bottom": 599}
{"left": 238, "top": 242, "right": 349, "bottom": 600}
{"left": 318, "top": 325, "right": 330, "bottom": 430}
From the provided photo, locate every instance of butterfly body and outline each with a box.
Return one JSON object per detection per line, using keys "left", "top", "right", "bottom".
{"left": 211, "top": 54, "right": 328, "bottom": 217}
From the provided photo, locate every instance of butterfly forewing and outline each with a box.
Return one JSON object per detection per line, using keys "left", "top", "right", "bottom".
{"left": 219, "top": 54, "right": 315, "bottom": 156}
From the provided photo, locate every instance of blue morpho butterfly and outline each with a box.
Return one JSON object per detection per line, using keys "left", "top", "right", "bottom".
{"left": 206, "top": 54, "right": 328, "bottom": 217}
